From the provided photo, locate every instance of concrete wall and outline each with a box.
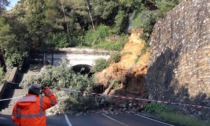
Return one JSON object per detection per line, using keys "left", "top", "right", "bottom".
{"left": 146, "top": 0, "right": 210, "bottom": 118}
{"left": 46, "top": 53, "right": 110, "bottom": 66}
{"left": 0, "top": 67, "right": 18, "bottom": 99}
{"left": 30, "top": 48, "right": 111, "bottom": 67}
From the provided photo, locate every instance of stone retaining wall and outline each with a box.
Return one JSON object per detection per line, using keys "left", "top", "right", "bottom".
{"left": 146, "top": 0, "right": 210, "bottom": 119}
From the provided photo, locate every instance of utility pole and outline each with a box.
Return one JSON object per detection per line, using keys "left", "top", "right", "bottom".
{"left": 84, "top": 0, "right": 95, "bottom": 31}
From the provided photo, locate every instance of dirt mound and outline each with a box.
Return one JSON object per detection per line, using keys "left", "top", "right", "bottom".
{"left": 96, "top": 30, "right": 150, "bottom": 98}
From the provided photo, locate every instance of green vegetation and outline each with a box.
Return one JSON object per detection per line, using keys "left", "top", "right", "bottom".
{"left": 93, "top": 58, "right": 108, "bottom": 72}
{"left": 131, "top": 0, "right": 179, "bottom": 63}
{"left": 92, "top": 34, "right": 128, "bottom": 51}
{"left": 1, "top": 0, "right": 181, "bottom": 110}
{"left": 156, "top": 0, "right": 179, "bottom": 18}
{"left": 82, "top": 25, "right": 128, "bottom": 51}
{"left": 0, "top": 67, "right": 5, "bottom": 84}
{"left": 22, "top": 60, "right": 100, "bottom": 111}
{"left": 145, "top": 102, "right": 173, "bottom": 113}
{"left": 144, "top": 102, "right": 209, "bottom": 126}
{"left": 140, "top": 12, "right": 157, "bottom": 42}
{"left": 158, "top": 112, "right": 209, "bottom": 126}
{"left": 26, "top": 60, "right": 95, "bottom": 89}
{"left": 109, "top": 52, "right": 121, "bottom": 63}
{"left": 0, "top": 0, "right": 180, "bottom": 68}
{"left": 83, "top": 25, "right": 110, "bottom": 46}
{"left": 131, "top": 0, "right": 179, "bottom": 42}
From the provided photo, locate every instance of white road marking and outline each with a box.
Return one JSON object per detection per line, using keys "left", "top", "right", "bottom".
{"left": 136, "top": 114, "right": 174, "bottom": 126}
{"left": 64, "top": 114, "right": 72, "bottom": 126}
{"left": 101, "top": 113, "right": 129, "bottom": 126}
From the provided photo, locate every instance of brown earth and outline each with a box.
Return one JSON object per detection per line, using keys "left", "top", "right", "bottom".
{"left": 96, "top": 30, "right": 150, "bottom": 98}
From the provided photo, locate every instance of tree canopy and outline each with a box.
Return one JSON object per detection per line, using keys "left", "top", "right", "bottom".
{"left": 0, "top": 0, "right": 180, "bottom": 68}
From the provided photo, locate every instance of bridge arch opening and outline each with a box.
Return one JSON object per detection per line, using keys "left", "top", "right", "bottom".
{"left": 72, "top": 64, "right": 94, "bottom": 76}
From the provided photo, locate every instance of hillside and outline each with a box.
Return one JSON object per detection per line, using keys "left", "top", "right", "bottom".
{"left": 96, "top": 30, "right": 149, "bottom": 98}
{"left": 96, "top": 0, "right": 210, "bottom": 120}
{"left": 1, "top": 0, "right": 209, "bottom": 122}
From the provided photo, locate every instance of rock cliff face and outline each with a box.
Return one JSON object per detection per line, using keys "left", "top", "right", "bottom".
{"left": 146, "top": 0, "right": 210, "bottom": 117}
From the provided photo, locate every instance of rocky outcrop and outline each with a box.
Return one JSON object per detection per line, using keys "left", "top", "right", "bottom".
{"left": 146, "top": 0, "right": 210, "bottom": 119}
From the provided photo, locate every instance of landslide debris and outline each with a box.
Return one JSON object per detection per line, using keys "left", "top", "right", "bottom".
{"left": 96, "top": 30, "right": 150, "bottom": 98}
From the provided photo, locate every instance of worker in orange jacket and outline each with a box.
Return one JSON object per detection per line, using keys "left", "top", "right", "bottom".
{"left": 11, "top": 84, "right": 57, "bottom": 126}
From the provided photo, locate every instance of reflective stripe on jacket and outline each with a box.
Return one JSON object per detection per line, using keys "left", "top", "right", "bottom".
{"left": 11, "top": 88, "right": 57, "bottom": 126}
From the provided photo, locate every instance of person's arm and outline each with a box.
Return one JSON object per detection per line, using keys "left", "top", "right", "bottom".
{"left": 11, "top": 104, "right": 19, "bottom": 126}
{"left": 41, "top": 87, "right": 57, "bottom": 110}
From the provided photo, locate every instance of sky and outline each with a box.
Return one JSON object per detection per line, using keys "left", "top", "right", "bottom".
{"left": 6, "top": 0, "right": 20, "bottom": 10}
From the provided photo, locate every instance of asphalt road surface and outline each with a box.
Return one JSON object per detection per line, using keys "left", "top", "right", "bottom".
{"left": 0, "top": 113, "right": 174, "bottom": 126}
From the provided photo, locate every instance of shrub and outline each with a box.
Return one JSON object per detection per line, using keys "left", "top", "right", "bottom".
{"left": 84, "top": 25, "right": 110, "bottom": 46}
{"left": 113, "top": 9, "right": 128, "bottom": 34}
{"left": 131, "top": 11, "right": 142, "bottom": 29}
{"left": 140, "top": 12, "right": 156, "bottom": 42}
{"left": 130, "top": 0, "right": 179, "bottom": 43}
{"left": 50, "top": 32, "right": 69, "bottom": 48}
{"left": 69, "top": 37, "right": 82, "bottom": 47}
{"left": 109, "top": 52, "right": 121, "bottom": 63}
{"left": 156, "top": 0, "right": 179, "bottom": 18}
{"left": 24, "top": 61, "right": 92, "bottom": 88}
{"left": 93, "top": 58, "right": 108, "bottom": 72}
{"left": 21, "top": 60, "right": 99, "bottom": 112}
{"left": 92, "top": 34, "right": 128, "bottom": 51}
{"left": 130, "top": 10, "right": 157, "bottom": 43}
{"left": 82, "top": 25, "right": 128, "bottom": 51}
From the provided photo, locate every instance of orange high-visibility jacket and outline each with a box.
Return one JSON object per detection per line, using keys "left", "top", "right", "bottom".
{"left": 11, "top": 88, "right": 57, "bottom": 126}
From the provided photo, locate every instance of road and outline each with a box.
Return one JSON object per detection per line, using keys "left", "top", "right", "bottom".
{"left": 0, "top": 113, "right": 174, "bottom": 126}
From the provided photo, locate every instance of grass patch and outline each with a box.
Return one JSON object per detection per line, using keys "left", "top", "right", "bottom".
{"left": 157, "top": 112, "right": 209, "bottom": 126}
{"left": 92, "top": 34, "right": 128, "bottom": 51}
{"left": 145, "top": 102, "right": 172, "bottom": 113}
{"left": 144, "top": 102, "right": 209, "bottom": 126}
{"left": 93, "top": 41, "right": 122, "bottom": 51}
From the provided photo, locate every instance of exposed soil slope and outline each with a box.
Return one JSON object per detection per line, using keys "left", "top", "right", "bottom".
{"left": 96, "top": 30, "right": 150, "bottom": 98}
